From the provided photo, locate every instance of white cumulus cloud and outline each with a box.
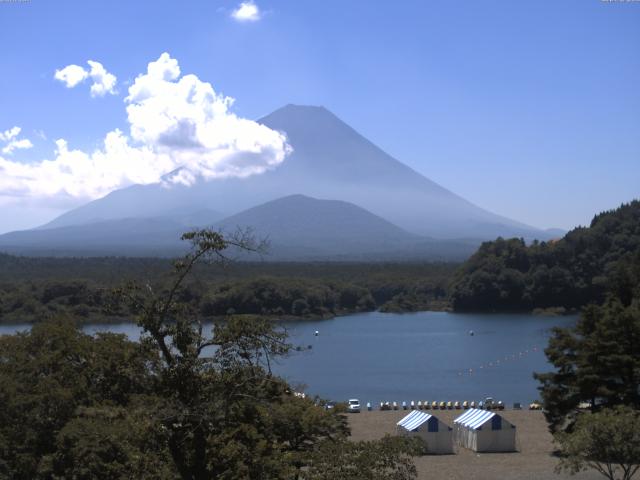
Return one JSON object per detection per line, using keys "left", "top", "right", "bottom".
{"left": 87, "top": 60, "right": 117, "bottom": 97}
{"left": 54, "top": 64, "right": 88, "bottom": 88}
{"left": 0, "top": 130, "right": 165, "bottom": 204}
{"left": 0, "top": 126, "right": 33, "bottom": 155}
{"left": 1, "top": 52, "right": 290, "bottom": 210}
{"left": 54, "top": 61, "right": 117, "bottom": 97}
{"left": 125, "top": 52, "right": 288, "bottom": 182}
{"left": 231, "top": 1, "right": 261, "bottom": 22}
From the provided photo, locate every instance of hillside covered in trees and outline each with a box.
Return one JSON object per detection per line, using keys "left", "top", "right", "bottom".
{"left": 2, "top": 201, "right": 638, "bottom": 322}
{"left": 0, "top": 257, "right": 454, "bottom": 324}
{"left": 449, "top": 201, "right": 640, "bottom": 312}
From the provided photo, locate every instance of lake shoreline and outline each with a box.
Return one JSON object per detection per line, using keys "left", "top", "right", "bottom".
{"left": 0, "top": 304, "right": 578, "bottom": 327}
{"left": 1, "top": 311, "right": 577, "bottom": 405}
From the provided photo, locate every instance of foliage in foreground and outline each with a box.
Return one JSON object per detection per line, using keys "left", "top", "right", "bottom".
{"left": 0, "top": 229, "right": 422, "bottom": 479}
{"left": 536, "top": 237, "right": 640, "bottom": 479}
{"left": 555, "top": 406, "right": 640, "bottom": 480}
{"left": 534, "top": 298, "right": 640, "bottom": 432}
{"left": 0, "top": 319, "right": 167, "bottom": 479}
{"left": 301, "top": 435, "right": 426, "bottom": 480}
{"left": 534, "top": 249, "right": 640, "bottom": 432}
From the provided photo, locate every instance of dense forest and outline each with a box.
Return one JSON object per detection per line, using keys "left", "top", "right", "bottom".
{"left": 0, "top": 256, "right": 455, "bottom": 324}
{"left": 2, "top": 200, "right": 639, "bottom": 323}
{"left": 531, "top": 218, "right": 640, "bottom": 479}
{"left": 449, "top": 201, "right": 640, "bottom": 312}
{"left": 535, "top": 247, "right": 640, "bottom": 431}
{"left": 0, "top": 230, "right": 424, "bottom": 479}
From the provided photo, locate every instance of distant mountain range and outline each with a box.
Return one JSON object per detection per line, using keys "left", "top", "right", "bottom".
{"left": 214, "top": 195, "right": 478, "bottom": 260}
{"left": 0, "top": 104, "right": 561, "bottom": 260}
{"left": 0, "top": 195, "right": 478, "bottom": 260}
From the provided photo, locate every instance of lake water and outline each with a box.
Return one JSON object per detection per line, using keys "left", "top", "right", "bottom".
{"left": 0, "top": 311, "right": 575, "bottom": 406}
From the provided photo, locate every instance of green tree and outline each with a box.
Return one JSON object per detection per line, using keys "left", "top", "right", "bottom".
{"left": 114, "top": 229, "right": 410, "bottom": 479}
{"left": 37, "top": 405, "right": 175, "bottom": 480}
{"left": 301, "top": 435, "right": 424, "bottom": 480}
{"left": 0, "top": 229, "right": 423, "bottom": 479}
{"left": 0, "top": 319, "right": 158, "bottom": 479}
{"left": 114, "top": 229, "right": 344, "bottom": 479}
{"left": 269, "top": 395, "right": 349, "bottom": 455}
{"left": 535, "top": 298, "right": 640, "bottom": 432}
{"left": 555, "top": 406, "right": 640, "bottom": 480}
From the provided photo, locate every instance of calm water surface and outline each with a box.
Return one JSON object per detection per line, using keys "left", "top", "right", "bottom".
{"left": 0, "top": 311, "right": 575, "bottom": 405}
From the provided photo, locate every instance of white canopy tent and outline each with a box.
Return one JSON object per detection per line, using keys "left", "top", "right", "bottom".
{"left": 396, "top": 410, "right": 454, "bottom": 454}
{"left": 453, "top": 409, "right": 516, "bottom": 452}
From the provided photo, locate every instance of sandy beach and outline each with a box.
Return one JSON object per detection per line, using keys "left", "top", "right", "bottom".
{"left": 348, "top": 409, "right": 601, "bottom": 480}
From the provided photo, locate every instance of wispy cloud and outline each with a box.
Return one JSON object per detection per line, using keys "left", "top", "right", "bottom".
{"left": 231, "top": 1, "right": 261, "bottom": 22}
{"left": 0, "top": 127, "right": 33, "bottom": 155}
{"left": 1, "top": 53, "right": 290, "bottom": 209}
{"left": 54, "top": 60, "right": 117, "bottom": 97}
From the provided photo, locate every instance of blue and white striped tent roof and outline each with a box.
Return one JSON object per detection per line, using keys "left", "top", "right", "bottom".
{"left": 453, "top": 409, "right": 498, "bottom": 430}
{"left": 397, "top": 410, "right": 433, "bottom": 431}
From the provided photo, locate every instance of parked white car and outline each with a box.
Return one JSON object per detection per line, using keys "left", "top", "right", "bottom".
{"left": 348, "top": 398, "right": 361, "bottom": 413}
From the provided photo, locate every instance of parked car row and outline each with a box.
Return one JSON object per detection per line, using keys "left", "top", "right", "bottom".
{"left": 322, "top": 397, "right": 543, "bottom": 412}
{"left": 375, "top": 398, "right": 507, "bottom": 411}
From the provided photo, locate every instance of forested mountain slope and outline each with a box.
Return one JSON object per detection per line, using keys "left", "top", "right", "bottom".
{"left": 449, "top": 200, "right": 640, "bottom": 311}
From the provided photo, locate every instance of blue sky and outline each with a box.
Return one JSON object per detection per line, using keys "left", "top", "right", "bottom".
{"left": 0, "top": 0, "right": 638, "bottom": 233}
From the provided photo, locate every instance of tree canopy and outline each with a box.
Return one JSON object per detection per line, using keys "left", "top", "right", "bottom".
{"left": 0, "top": 254, "right": 456, "bottom": 325}
{"left": 0, "top": 229, "right": 422, "bottom": 479}
{"left": 555, "top": 406, "right": 640, "bottom": 480}
{"left": 534, "top": 297, "right": 640, "bottom": 432}
{"left": 449, "top": 200, "right": 640, "bottom": 312}
{"left": 524, "top": 203, "right": 640, "bottom": 480}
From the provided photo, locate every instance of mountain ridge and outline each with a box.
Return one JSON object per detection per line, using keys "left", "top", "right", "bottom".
{"left": 40, "top": 104, "right": 549, "bottom": 240}
{"left": 0, "top": 104, "right": 560, "bottom": 259}
{"left": 0, "top": 194, "right": 477, "bottom": 260}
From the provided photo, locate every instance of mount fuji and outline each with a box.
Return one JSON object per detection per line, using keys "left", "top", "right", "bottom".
{"left": 0, "top": 105, "right": 556, "bottom": 259}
